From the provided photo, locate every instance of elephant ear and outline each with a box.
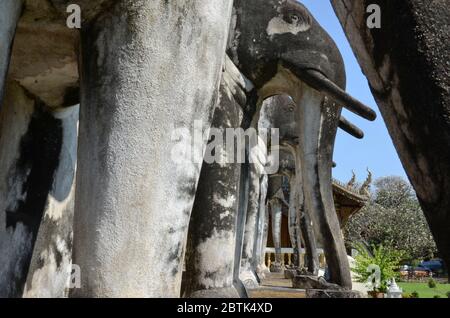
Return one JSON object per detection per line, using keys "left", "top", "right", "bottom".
{"left": 279, "top": 1, "right": 312, "bottom": 29}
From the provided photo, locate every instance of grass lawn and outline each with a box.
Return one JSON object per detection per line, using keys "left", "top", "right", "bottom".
{"left": 398, "top": 282, "right": 450, "bottom": 298}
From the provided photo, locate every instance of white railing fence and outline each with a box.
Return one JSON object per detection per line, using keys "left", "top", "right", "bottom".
{"left": 264, "top": 247, "right": 326, "bottom": 269}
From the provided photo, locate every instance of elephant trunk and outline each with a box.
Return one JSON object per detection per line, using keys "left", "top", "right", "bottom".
{"left": 292, "top": 145, "right": 319, "bottom": 275}
{"left": 287, "top": 66, "right": 376, "bottom": 122}
{"left": 295, "top": 84, "right": 352, "bottom": 289}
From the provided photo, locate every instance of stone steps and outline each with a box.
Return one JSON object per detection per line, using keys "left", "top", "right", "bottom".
{"left": 247, "top": 286, "right": 306, "bottom": 298}
{"left": 246, "top": 272, "right": 306, "bottom": 298}
{"left": 246, "top": 272, "right": 363, "bottom": 298}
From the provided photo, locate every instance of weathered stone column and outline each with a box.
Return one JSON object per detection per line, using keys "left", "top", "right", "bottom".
{"left": 184, "top": 59, "right": 244, "bottom": 298}
{"left": 0, "top": 82, "right": 76, "bottom": 297}
{"left": 73, "top": 0, "right": 233, "bottom": 297}
{"left": 0, "top": 0, "right": 22, "bottom": 103}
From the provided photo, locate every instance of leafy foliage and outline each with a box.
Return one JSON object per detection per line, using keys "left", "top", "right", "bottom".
{"left": 428, "top": 278, "right": 437, "bottom": 289}
{"left": 345, "top": 176, "right": 437, "bottom": 262}
{"left": 353, "top": 243, "right": 403, "bottom": 293}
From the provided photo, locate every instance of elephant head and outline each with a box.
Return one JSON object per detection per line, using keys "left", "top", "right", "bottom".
{"left": 230, "top": 0, "right": 375, "bottom": 120}
{"left": 230, "top": 0, "right": 376, "bottom": 288}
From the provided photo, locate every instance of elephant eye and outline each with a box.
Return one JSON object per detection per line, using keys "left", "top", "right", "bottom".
{"left": 286, "top": 103, "right": 296, "bottom": 112}
{"left": 290, "top": 14, "right": 299, "bottom": 23}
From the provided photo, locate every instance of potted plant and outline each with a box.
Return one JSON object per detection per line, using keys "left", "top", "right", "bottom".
{"left": 352, "top": 243, "right": 403, "bottom": 298}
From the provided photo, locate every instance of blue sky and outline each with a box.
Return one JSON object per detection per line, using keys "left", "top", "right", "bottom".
{"left": 300, "top": 0, "right": 407, "bottom": 183}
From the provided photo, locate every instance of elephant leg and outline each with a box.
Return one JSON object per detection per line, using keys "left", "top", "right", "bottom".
{"left": 255, "top": 174, "right": 269, "bottom": 278}
{"left": 184, "top": 70, "right": 243, "bottom": 298}
{"left": 0, "top": 81, "right": 76, "bottom": 297}
{"left": 72, "top": 0, "right": 233, "bottom": 297}
{"left": 23, "top": 105, "right": 78, "bottom": 298}
{"left": 0, "top": 0, "right": 22, "bottom": 104}
{"left": 288, "top": 176, "right": 302, "bottom": 268}
{"left": 240, "top": 164, "right": 261, "bottom": 287}
{"left": 259, "top": 203, "right": 270, "bottom": 274}
{"left": 270, "top": 199, "right": 283, "bottom": 273}
{"left": 295, "top": 86, "right": 352, "bottom": 289}
{"left": 299, "top": 201, "right": 319, "bottom": 276}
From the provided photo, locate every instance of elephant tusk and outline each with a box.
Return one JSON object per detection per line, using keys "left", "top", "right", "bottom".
{"left": 297, "top": 68, "right": 377, "bottom": 121}
{"left": 339, "top": 116, "right": 365, "bottom": 139}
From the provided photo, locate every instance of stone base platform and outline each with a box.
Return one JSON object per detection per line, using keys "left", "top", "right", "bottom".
{"left": 246, "top": 272, "right": 362, "bottom": 299}
{"left": 306, "top": 289, "right": 363, "bottom": 298}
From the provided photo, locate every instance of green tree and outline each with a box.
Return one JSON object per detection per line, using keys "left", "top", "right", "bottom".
{"left": 345, "top": 176, "right": 437, "bottom": 262}
{"left": 353, "top": 243, "right": 403, "bottom": 293}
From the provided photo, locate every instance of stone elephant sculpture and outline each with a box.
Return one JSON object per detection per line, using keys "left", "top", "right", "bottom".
{"left": 0, "top": 0, "right": 379, "bottom": 298}
{"left": 227, "top": 0, "right": 376, "bottom": 290}
{"left": 168, "top": 2, "right": 372, "bottom": 297}
{"left": 252, "top": 95, "right": 359, "bottom": 279}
